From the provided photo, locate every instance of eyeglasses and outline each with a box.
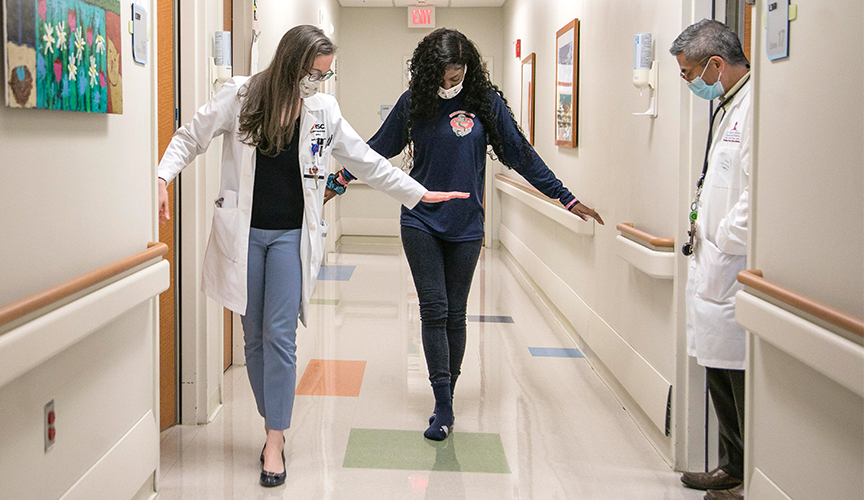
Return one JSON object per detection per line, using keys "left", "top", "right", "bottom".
{"left": 308, "top": 69, "right": 334, "bottom": 82}
{"left": 679, "top": 55, "right": 715, "bottom": 82}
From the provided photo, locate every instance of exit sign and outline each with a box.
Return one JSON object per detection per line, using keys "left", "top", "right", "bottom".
{"left": 408, "top": 6, "right": 435, "bottom": 28}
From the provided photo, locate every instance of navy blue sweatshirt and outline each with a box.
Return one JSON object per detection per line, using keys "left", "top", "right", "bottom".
{"left": 366, "top": 89, "right": 577, "bottom": 242}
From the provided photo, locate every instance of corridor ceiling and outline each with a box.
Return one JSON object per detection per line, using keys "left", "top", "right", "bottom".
{"left": 339, "top": 0, "right": 506, "bottom": 6}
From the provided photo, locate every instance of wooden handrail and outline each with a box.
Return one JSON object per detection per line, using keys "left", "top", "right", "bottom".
{"left": 738, "top": 269, "right": 864, "bottom": 338}
{"left": 617, "top": 223, "right": 675, "bottom": 248}
{"left": 0, "top": 242, "right": 169, "bottom": 328}
{"left": 495, "top": 173, "right": 558, "bottom": 205}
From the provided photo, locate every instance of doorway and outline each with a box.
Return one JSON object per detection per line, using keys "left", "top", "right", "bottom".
{"left": 157, "top": 0, "right": 179, "bottom": 431}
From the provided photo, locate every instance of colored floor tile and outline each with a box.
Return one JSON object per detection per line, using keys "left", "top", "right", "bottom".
{"left": 529, "top": 347, "right": 584, "bottom": 358}
{"left": 295, "top": 359, "right": 367, "bottom": 397}
{"left": 310, "top": 298, "right": 340, "bottom": 305}
{"left": 467, "top": 315, "right": 514, "bottom": 323}
{"left": 317, "top": 265, "right": 356, "bottom": 281}
{"left": 342, "top": 429, "right": 511, "bottom": 474}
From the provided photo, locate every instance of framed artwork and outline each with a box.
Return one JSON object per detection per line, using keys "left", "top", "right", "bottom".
{"left": 520, "top": 52, "right": 535, "bottom": 145}
{"left": 555, "top": 19, "right": 578, "bottom": 147}
{"left": 4, "top": 0, "right": 123, "bottom": 114}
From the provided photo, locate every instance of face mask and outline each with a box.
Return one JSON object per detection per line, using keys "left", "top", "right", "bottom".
{"left": 438, "top": 66, "right": 467, "bottom": 100}
{"left": 687, "top": 61, "right": 724, "bottom": 100}
{"left": 299, "top": 75, "right": 320, "bottom": 99}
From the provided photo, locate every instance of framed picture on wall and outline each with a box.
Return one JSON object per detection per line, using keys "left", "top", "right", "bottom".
{"left": 4, "top": 0, "right": 124, "bottom": 113}
{"left": 520, "top": 53, "right": 535, "bottom": 145}
{"left": 555, "top": 19, "right": 579, "bottom": 147}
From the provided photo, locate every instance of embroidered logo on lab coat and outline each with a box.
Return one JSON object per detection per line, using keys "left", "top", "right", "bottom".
{"left": 449, "top": 111, "right": 475, "bottom": 137}
{"left": 722, "top": 122, "right": 741, "bottom": 144}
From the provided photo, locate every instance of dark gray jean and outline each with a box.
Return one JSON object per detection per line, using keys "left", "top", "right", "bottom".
{"left": 401, "top": 225, "right": 483, "bottom": 387}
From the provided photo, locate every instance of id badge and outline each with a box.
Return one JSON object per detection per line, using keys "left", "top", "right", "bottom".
{"left": 304, "top": 164, "right": 323, "bottom": 189}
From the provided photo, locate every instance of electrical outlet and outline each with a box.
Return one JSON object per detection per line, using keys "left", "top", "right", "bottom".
{"left": 44, "top": 400, "right": 56, "bottom": 452}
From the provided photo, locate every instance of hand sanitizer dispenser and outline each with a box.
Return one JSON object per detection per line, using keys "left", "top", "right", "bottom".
{"left": 212, "top": 31, "right": 232, "bottom": 93}
{"left": 633, "top": 33, "right": 658, "bottom": 117}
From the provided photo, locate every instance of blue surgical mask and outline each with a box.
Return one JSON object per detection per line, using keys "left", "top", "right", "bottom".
{"left": 687, "top": 62, "right": 724, "bottom": 100}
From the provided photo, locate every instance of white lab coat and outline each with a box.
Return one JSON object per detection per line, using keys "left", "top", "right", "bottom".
{"left": 157, "top": 76, "right": 427, "bottom": 325}
{"left": 685, "top": 78, "right": 751, "bottom": 370}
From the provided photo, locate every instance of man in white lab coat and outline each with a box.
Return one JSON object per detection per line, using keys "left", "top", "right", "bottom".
{"left": 670, "top": 19, "right": 752, "bottom": 500}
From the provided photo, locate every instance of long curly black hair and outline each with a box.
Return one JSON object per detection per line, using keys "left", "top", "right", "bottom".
{"left": 406, "top": 28, "right": 529, "bottom": 169}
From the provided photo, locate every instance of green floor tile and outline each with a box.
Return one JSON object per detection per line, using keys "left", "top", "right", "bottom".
{"left": 342, "top": 429, "right": 511, "bottom": 474}
{"left": 310, "top": 299, "right": 340, "bottom": 305}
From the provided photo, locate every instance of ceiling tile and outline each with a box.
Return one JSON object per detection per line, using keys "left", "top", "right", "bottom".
{"left": 393, "top": 0, "right": 449, "bottom": 6}
{"left": 339, "top": 0, "right": 395, "bottom": 7}
{"left": 448, "top": 0, "right": 505, "bottom": 6}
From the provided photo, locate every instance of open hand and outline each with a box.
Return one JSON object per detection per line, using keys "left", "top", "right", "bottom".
{"left": 420, "top": 191, "right": 471, "bottom": 203}
{"left": 570, "top": 201, "right": 604, "bottom": 225}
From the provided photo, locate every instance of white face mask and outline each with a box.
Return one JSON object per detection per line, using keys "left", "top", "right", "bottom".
{"left": 299, "top": 75, "right": 320, "bottom": 99}
{"left": 438, "top": 66, "right": 467, "bottom": 100}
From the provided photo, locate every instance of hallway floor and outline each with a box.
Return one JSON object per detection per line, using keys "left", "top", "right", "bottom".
{"left": 156, "top": 246, "right": 702, "bottom": 500}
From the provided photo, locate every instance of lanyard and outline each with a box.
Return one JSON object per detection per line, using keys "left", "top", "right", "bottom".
{"left": 683, "top": 75, "right": 749, "bottom": 256}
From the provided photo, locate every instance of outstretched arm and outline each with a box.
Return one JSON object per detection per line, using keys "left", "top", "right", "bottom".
{"left": 323, "top": 184, "right": 468, "bottom": 206}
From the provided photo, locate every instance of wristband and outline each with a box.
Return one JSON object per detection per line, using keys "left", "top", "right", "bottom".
{"left": 326, "top": 173, "right": 346, "bottom": 195}
{"left": 335, "top": 170, "right": 351, "bottom": 187}
{"left": 336, "top": 169, "right": 354, "bottom": 186}
{"left": 564, "top": 198, "right": 579, "bottom": 210}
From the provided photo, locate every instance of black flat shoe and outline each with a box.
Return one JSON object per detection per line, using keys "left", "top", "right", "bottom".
{"left": 260, "top": 450, "right": 286, "bottom": 487}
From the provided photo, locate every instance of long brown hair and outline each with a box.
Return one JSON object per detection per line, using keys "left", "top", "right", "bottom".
{"left": 238, "top": 25, "right": 335, "bottom": 156}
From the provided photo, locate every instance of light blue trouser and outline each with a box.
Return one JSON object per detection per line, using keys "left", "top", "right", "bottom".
{"left": 242, "top": 228, "right": 302, "bottom": 431}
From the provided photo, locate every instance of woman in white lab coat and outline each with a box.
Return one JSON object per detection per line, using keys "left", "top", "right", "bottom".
{"left": 156, "top": 25, "right": 466, "bottom": 487}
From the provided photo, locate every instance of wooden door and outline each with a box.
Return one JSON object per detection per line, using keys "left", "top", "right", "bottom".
{"left": 223, "top": 0, "right": 234, "bottom": 373}
{"left": 157, "top": 0, "right": 177, "bottom": 431}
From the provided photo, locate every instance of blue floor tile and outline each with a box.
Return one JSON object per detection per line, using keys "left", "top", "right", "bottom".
{"left": 317, "top": 265, "right": 356, "bottom": 281}
{"left": 467, "top": 315, "right": 514, "bottom": 323}
{"left": 528, "top": 347, "right": 584, "bottom": 358}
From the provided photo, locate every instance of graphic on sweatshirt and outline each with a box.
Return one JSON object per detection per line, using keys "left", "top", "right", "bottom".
{"left": 449, "top": 111, "right": 475, "bottom": 137}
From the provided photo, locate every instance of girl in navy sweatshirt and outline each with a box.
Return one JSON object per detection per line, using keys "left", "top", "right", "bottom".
{"left": 327, "top": 28, "right": 603, "bottom": 441}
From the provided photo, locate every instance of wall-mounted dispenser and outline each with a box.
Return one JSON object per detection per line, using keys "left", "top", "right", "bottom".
{"left": 212, "top": 31, "right": 232, "bottom": 94}
{"left": 632, "top": 33, "right": 657, "bottom": 117}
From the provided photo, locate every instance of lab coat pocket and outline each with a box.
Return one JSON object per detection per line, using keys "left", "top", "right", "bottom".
{"left": 709, "top": 147, "right": 741, "bottom": 190}
{"left": 212, "top": 190, "right": 239, "bottom": 262}
{"left": 694, "top": 239, "right": 745, "bottom": 303}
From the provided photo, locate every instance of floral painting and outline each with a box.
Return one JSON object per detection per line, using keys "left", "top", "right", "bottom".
{"left": 4, "top": 0, "right": 122, "bottom": 113}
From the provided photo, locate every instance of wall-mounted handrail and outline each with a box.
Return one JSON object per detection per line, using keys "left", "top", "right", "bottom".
{"left": 737, "top": 269, "right": 864, "bottom": 338}
{"left": 0, "top": 242, "right": 169, "bottom": 329}
{"left": 616, "top": 223, "right": 674, "bottom": 248}
{"left": 495, "top": 173, "right": 557, "bottom": 205}
{"left": 494, "top": 173, "right": 594, "bottom": 236}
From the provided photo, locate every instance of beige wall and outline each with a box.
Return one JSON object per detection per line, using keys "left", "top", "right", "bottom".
{"left": 0, "top": 0, "right": 161, "bottom": 495}
{"left": 499, "top": 0, "right": 694, "bottom": 462}
{"left": 750, "top": 2, "right": 863, "bottom": 316}
{"left": 745, "top": 1, "right": 864, "bottom": 498}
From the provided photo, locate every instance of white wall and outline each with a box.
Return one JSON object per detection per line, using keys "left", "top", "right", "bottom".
{"left": 499, "top": 0, "right": 693, "bottom": 462}
{"left": 336, "top": 7, "right": 504, "bottom": 237}
{"left": 0, "top": 0, "right": 160, "bottom": 495}
{"left": 750, "top": 2, "right": 863, "bottom": 317}
{"left": 744, "top": 2, "right": 864, "bottom": 498}
{"left": 177, "top": 0, "right": 232, "bottom": 425}
{"left": 255, "top": 0, "right": 341, "bottom": 71}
